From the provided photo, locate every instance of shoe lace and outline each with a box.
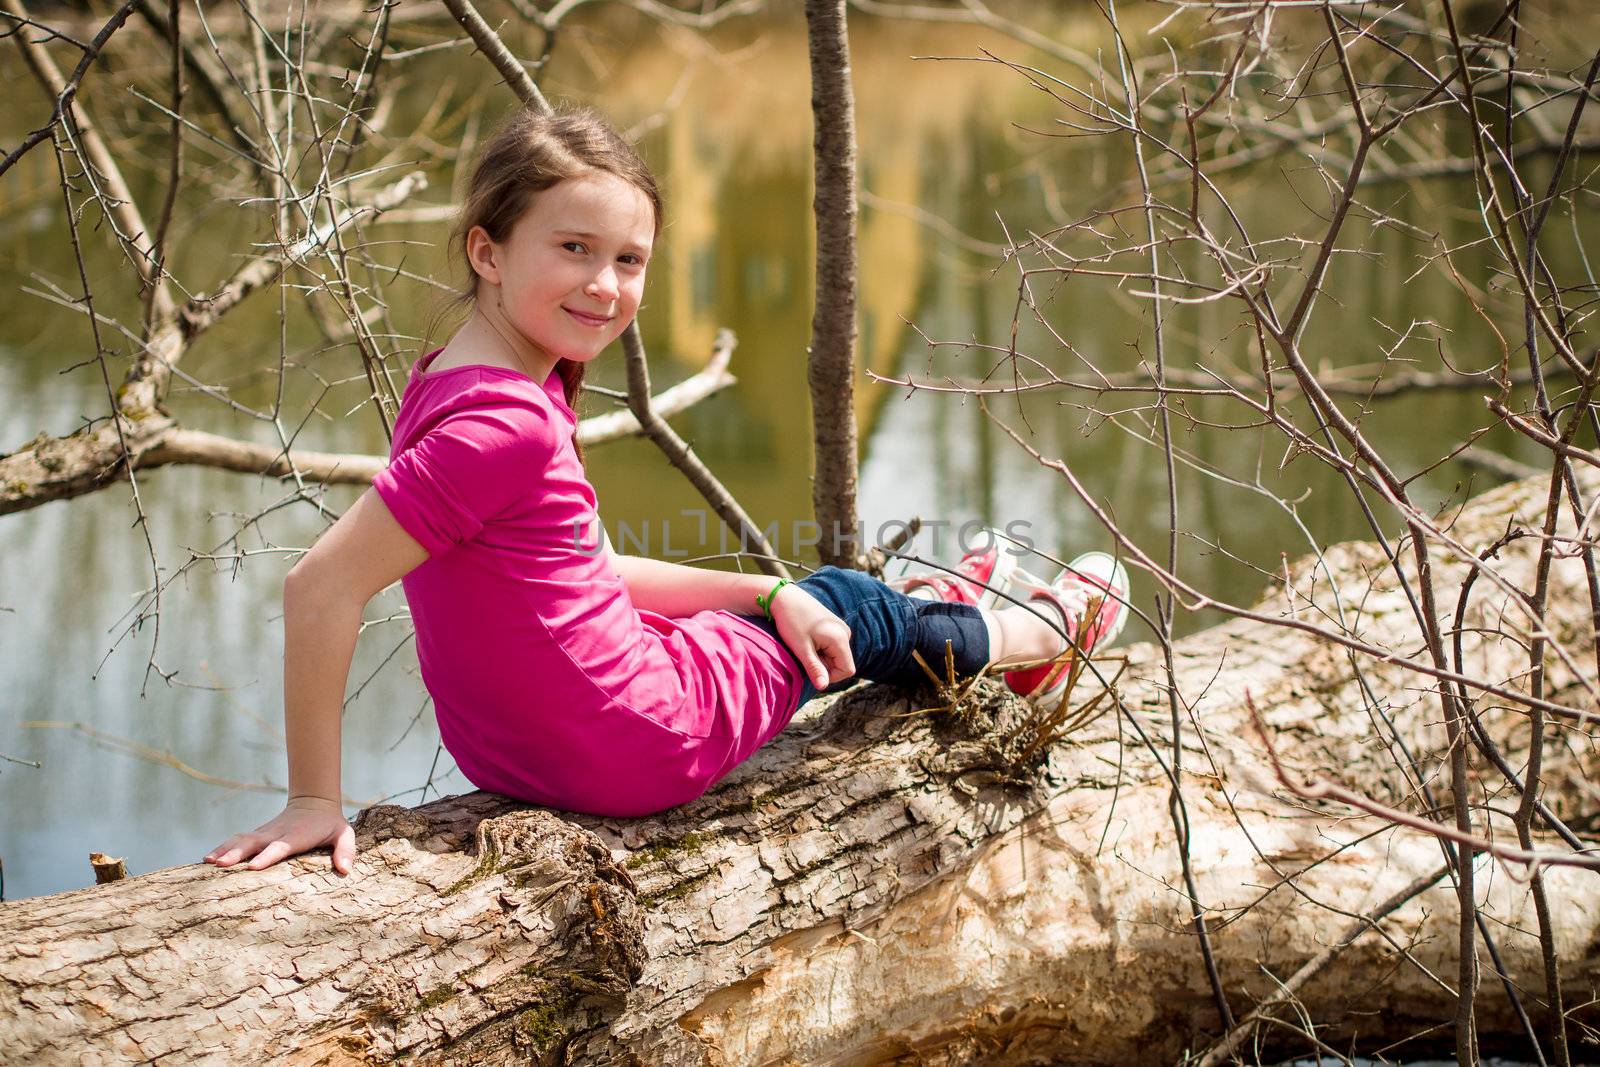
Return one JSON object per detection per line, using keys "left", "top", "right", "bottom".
{"left": 1055, "top": 580, "right": 1093, "bottom": 620}
{"left": 1057, "top": 576, "right": 1122, "bottom": 647}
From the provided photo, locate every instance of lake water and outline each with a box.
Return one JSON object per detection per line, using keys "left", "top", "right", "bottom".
{"left": 1, "top": 2, "right": 1593, "bottom": 911}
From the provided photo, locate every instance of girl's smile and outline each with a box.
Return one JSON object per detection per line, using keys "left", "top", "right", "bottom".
{"left": 563, "top": 306, "right": 613, "bottom": 328}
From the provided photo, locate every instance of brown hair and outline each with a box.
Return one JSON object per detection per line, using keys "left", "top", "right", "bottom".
{"left": 448, "top": 105, "right": 663, "bottom": 417}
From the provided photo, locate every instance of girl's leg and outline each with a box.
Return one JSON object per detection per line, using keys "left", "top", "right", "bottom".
{"left": 902, "top": 566, "right": 1068, "bottom": 666}
{"left": 749, "top": 562, "right": 1119, "bottom": 705}
{"left": 979, "top": 604, "right": 1069, "bottom": 667}
{"left": 918, "top": 563, "right": 1128, "bottom": 669}
{"left": 747, "top": 567, "right": 988, "bottom": 701}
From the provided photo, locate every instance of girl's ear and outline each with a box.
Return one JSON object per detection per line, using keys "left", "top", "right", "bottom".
{"left": 465, "top": 225, "right": 501, "bottom": 287}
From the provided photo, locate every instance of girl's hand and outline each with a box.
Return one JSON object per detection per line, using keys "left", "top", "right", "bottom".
{"left": 771, "top": 583, "right": 855, "bottom": 690}
{"left": 204, "top": 796, "right": 356, "bottom": 876}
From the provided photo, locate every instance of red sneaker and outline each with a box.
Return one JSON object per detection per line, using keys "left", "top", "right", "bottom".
{"left": 897, "top": 527, "right": 1019, "bottom": 609}
{"left": 1003, "top": 552, "right": 1130, "bottom": 707}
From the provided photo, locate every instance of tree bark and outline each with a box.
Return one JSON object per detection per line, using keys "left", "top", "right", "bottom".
{"left": 3, "top": 470, "right": 1597, "bottom": 1065}
{"left": 805, "top": 0, "right": 863, "bottom": 568}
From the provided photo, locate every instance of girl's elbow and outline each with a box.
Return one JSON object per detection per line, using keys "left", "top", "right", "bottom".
{"left": 284, "top": 556, "right": 360, "bottom": 609}
{"left": 284, "top": 557, "right": 322, "bottom": 602}
{"left": 284, "top": 556, "right": 310, "bottom": 593}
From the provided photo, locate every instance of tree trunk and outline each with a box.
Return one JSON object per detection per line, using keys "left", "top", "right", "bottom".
{"left": 805, "top": 0, "right": 862, "bottom": 569}
{"left": 3, "top": 471, "right": 1597, "bottom": 1065}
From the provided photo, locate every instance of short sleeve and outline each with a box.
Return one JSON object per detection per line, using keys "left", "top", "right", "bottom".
{"left": 372, "top": 399, "right": 556, "bottom": 556}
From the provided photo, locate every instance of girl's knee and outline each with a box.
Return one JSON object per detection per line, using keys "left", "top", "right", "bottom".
{"left": 910, "top": 602, "right": 991, "bottom": 678}
{"left": 821, "top": 565, "right": 890, "bottom": 596}
{"left": 801, "top": 565, "right": 891, "bottom": 614}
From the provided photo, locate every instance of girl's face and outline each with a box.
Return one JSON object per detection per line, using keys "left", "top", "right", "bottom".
{"left": 468, "top": 170, "right": 656, "bottom": 366}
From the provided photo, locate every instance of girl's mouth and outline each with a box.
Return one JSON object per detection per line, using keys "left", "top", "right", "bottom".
{"left": 564, "top": 307, "right": 612, "bottom": 328}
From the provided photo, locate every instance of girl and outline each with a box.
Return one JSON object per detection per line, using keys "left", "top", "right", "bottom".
{"left": 203, "top": 107, "right": 1129, "bottom": 878}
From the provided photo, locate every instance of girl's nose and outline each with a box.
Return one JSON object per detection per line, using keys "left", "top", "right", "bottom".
{"left": 584, "top": 267, "right": 619, "bottom": 302}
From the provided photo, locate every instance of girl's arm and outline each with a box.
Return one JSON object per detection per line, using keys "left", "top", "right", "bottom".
{"left": 609, "top": 552, "right": 774, "bottom": 617}
{"left": 609, "top": 553, "right": 856, "bottom": 690}
{"left": 204, "top": 490, "right": 430, "bottom": 876}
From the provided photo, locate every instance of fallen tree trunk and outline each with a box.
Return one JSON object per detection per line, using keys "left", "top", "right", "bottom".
{"left": 3, "top": 470, "right": 1598, "bottom": 1065}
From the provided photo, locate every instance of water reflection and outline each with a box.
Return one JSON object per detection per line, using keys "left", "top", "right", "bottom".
{"left": 0, "top": 5, "right": 1593, "bottom": 900}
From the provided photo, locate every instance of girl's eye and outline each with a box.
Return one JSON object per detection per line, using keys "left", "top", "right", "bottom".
{"left": 619, "top": 254, "right": 644, "bottom": 267}
{"left": 562, "top": 241, "right": 586, "bottom": 254}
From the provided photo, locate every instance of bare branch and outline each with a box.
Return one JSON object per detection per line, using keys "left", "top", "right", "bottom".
{"left": 3, "top": 0, "right": 169, "bottom": 317}
{"left": 0, "top": 329, "right": 740, "bottom": 512}
{"left": 0, "top": 0, "right": 136, "bottom": 181}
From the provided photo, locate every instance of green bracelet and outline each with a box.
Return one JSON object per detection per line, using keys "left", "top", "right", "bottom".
{"left": 756, "top": 578, "right": 790, "bottom": 619}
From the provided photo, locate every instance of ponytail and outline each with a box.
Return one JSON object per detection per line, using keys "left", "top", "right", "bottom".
{"left": 555, "top": 358, "right": 586, "bottom": 460}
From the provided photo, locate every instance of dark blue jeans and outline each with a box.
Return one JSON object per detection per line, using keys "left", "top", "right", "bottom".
{"left": 743, "top": 566, "right": 991, "bottom": 706}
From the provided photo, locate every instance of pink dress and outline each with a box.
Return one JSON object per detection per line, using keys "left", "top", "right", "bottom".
{"left": 370, "top": 352, "right": 804, "bottom": 816}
